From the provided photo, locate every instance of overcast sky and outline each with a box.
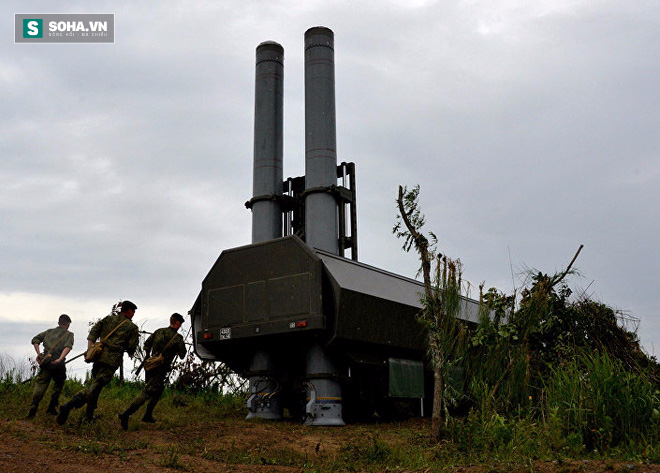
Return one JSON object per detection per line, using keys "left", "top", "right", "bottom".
{"left": 2, "top": 0, "right": 659, "bottom": 379}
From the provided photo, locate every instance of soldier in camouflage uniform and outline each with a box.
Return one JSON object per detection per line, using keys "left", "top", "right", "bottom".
{"left": 118, "top": 313, "right": 186, "bottom": 430}
{"left": 27, "top": 314, "right": 74, "bottom": 419}
{"left": 57, "top": 300, "right": 139, "bottom": 425}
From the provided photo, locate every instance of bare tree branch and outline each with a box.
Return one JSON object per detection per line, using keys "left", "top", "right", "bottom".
{"left": 551, "top": 244, "right": 584, "bottom": 288}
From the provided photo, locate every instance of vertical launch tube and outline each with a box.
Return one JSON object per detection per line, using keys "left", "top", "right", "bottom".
{"left": 248, "top": 42, "right": 284, "bottom": 421}
{"left": 304, "top": 27, "right": 338, "bottom": 254}
{"left": 303, "top": 27, "right": 345, "bottom": 426}
{"left": 252, "top": 41, "right": 284, "bottom": 243}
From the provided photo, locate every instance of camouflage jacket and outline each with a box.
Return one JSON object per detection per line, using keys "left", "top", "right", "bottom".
{"left": 88, "top": 313, "right": 139, "bottom": 368}
{"left": 31, "top": 326, "right": 74, "bottom": 360}
{"left": 144, "top": 326, "right": 186, "bottom": 369}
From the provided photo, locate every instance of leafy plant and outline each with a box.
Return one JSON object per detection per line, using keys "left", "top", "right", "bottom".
{"left": 394, "top": 184, "right": 470, "bottom": 441}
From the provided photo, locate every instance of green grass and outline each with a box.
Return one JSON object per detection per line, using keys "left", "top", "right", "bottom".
{"left": 158, "top": 446, "right": 187, "bottom": 470}
{"left": 545, "top": 351, "right": 660, "bottom": 453}
{"left": 2, "top": 354, "right": 660, "bottom": 472}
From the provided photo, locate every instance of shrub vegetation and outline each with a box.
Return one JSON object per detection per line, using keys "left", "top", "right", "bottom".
{"left": 395, "top": 184, "right": 660, "bottom": 462}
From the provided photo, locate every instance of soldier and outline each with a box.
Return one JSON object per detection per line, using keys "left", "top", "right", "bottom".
{"left": 57, "top": 300, "right": 139, "bottom": 425}
{"left": 118, "top": 313, "right": 186, "bottom": 430}
{"left": 27, "top": 314, "right": 74, "bottom": 419}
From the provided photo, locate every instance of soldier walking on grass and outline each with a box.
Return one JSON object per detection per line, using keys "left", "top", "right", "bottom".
{"left": 57, "top": 300, "right": 139, "bottom": 425}
{"left": 27, "top": 314, "right": 74, "bottom": 419}
{"left": 118, "top": 313, "right": 186, "bottom": 430}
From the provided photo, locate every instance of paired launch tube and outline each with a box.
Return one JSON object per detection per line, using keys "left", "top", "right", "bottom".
{"left": 249, "top": 27, "right": 344, "bottom": 426}
{"left": 251, "top": 27, "right": 339, "bottom": 254}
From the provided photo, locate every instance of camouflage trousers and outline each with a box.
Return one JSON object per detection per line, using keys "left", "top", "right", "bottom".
{"left": 69, "top": 362, "right": 117, "bottom": 415}
{"left": 126, "top": 367, "right": 167, "bottom": 415}
{"left": 30, "top": 363, "right": 66, "bottom": 409}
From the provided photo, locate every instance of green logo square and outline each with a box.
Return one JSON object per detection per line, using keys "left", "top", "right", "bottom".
{"left": 23, "top": 19, "right": 43, "bottom": 38}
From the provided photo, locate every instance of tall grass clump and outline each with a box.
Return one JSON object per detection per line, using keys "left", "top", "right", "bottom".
{"left": 0, "top": 354, "right": 36, "bottom": 417}
{"left": 0, "top": 353, "right": 35, "bottom": 384}
{"left": 545, "top": 350, "right": 660, "bottom": 452}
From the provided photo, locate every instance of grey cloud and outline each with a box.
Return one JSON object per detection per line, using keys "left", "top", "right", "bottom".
{"left": 1, "top": 0, "right": 658, "bottom": 356}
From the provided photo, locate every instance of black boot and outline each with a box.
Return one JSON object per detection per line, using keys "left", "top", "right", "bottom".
{"left": 45, "top": 399, "right": 58, "bottom": 416}
{"left": 118, "top": 411, "right": 130, "bottom": 430}
{"left": 84, "top": 405, "right": 97, "bottom": 423}
{"left": 26, "top": 405, "right": 38, "bottom": 420}
{"left": 57, "top": 395, "right": 84, "bottom": 426}
{"left": 56, "top": 402, "right": 71, "bottom": 425}
{"left": 142, "top": 401, "right": 157, "bottom": 423}
{"left": 118, "top": 405, "right": 138, "bottom": 431}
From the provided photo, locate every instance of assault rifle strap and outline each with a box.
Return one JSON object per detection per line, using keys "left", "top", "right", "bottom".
{"left": 100, "top": 318, "right": 129, "bottom": 344}
{"left": 153, "top": 331, "right": 180, "bottom": 358}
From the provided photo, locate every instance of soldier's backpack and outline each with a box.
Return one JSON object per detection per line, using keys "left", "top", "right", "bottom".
{"left": 84, "top": 342, "right": 103, "bottom": 363}
{"left": 143, "top": 353, "right": 165, "bottom": 371}
{"left": 84, "top": 319, "right": 129, "bottom": 363}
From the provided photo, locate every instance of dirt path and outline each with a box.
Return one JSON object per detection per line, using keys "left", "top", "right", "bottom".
{"left": 2, "top": 417, "right": 659, "bottom": 473}
{"left": 0, "top": 418, "right": 305, "bottom": 472}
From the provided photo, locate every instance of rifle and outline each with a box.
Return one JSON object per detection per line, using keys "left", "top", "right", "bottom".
{"left": 135, "top": 353, "right": 149, "bottom": 377}
{"left": 65, "top": 351, "right": 86, "bottom": 364}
